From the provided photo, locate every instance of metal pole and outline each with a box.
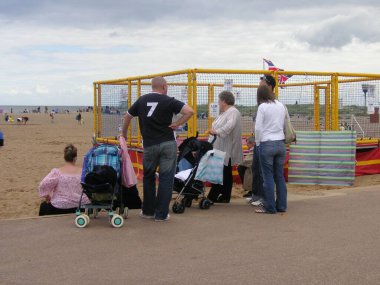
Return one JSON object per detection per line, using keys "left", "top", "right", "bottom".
{"left": 137, "top": 79, "right": 141, "bottom": 147}
{"left": 127, "top": 80, "right": 132, "bottom": 145}
{"left": 314, "top": 85, "right": 320, "bottom": 131}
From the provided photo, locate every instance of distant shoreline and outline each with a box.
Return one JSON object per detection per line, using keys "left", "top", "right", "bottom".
{"left": 0, "top": 105, "right": 92, "bottom": 114}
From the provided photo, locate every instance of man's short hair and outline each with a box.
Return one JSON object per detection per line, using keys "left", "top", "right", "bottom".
{"left": 218, "top": 91, "right": 235, "bottom": 106}
{"left": 260, "top": 75, "right": 276, "bottom": 90}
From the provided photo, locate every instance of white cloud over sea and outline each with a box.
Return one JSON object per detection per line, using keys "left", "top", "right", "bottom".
{"left": 0, "top": 0, "right": 379, "bottom": 105}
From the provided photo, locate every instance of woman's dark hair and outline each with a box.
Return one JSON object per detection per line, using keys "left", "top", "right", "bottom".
{"left": 257, "top": 85, "right": 275, "bottom": 105}
{"left": 219, "top": 91, "right": 235, "bottom": 106}
{"left": 64, "top": 144, "right": 77, "bottom": 162}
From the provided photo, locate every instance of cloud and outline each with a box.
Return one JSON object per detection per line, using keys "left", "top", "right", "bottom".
{"left": 35, "top": 84, "right": 49, "bottom": 94}
{"left": 296, "top": 9, "right": 380, "bottom": 49}
{"left": 1, "top": 0, "right": 378, "bottom": 29}
{"left": 0, "top": 1, "right": 380, "bottom": 106}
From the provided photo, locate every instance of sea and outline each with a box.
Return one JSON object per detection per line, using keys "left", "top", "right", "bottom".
{"left": 0, "top": 105, "right": 92, "bottom": 114}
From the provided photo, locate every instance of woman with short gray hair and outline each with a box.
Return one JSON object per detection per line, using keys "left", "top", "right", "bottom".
{"left": 208, "top": 91, "right": 243, "bottom": 203}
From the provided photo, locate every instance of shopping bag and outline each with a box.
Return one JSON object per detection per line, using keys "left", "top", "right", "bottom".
{"left": 195, "top": 149, "right": 226, "bottom": 185}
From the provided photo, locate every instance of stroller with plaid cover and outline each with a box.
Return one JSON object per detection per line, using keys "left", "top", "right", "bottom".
{"left": 75, "top": 144, "right": 128, "bottom": 228}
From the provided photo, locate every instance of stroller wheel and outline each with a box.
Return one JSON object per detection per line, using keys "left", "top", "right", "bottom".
{"left": 183, "top": 197, "right": 193, "bottom": 208}
{"left": 75, "top": 215, "right": 89, "bottom": 228}
{"left": 172, "top": 202, "right": 185, "bottom": 214}
{"left": 199, "top": 198, "right": 211, "bottom": 210}
{"left": 83, "top": 214, "right": 90, "bottom": 224}
{"left": 111, "top": 214, "right": 124, "bottom": 228}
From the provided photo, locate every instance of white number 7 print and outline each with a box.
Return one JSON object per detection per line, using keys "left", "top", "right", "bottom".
{"left": 147, "top": 102, "right": 158, "bottom": 117}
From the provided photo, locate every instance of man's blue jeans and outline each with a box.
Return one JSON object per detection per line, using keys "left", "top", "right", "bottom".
{"left": 258, "top": 140, "right": 287, "bottom": 213}
{"left": 142, "top": 140, "right": 177, "bottom": 220}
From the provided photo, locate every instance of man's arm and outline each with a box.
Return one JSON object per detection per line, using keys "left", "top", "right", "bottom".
{"left": 169, "top": 105, "right": 194, "bottom": 130}
{"left": 122, "top": 112, "right": 133, "bottom": 138}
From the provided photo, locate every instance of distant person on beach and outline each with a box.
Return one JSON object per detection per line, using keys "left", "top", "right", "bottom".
{"left": 39, "top": 144, "right": 90, "bottom": 216}
{"left": 122, "top": 76, "right": 194, "bottom": 221}
{"left": 45, "top": 106, "right": 48, "bottom": 114}
{"left": 50, "top": 111, "right": 55, "bottom": 123}
{"left": 76, "top": 112, "right": 82, "bottom": 124}
{"left": 16, "top": 116, "right": 29, "bottom": 125}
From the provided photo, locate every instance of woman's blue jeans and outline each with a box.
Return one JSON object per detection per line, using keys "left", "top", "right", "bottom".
{"left": 258, "top": 140, "right": 287, "bottom": 213}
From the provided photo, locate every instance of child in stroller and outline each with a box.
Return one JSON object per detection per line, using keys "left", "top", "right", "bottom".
{"left": 172, "top": 135, "right": 216, "bottom": 214}
{"left": 75, "top": 144, "right": 128, "bottom": 228}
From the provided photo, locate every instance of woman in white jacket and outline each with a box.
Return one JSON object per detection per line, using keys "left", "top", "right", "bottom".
{"left": 255, "top": 85, "right": 287, "bottom": 214}
{"left": 207, "top": 91, "right": 243, "bottom": 203}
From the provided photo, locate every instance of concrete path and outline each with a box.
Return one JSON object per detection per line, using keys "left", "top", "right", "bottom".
{"left": 1, "top": 186, "right": 380, "bottom": 285}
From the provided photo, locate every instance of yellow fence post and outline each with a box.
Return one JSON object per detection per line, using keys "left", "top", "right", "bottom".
{"left": 187, "top": 71, "right": 194, "bottom": 137}
{"left": 137, "top": 79, "right": 142, "bottom": 146}
{"left": 192, "top": 70, "right": 198, "bottom": 136}
{"left": 273, "top": 70, "right": 279, "bottom": 98}
{"left": 97, "top": 84, "right": 102, "bottom": 137}
{"left": 208, "top": 84, "right": 214, "bottom": 132}
{"left": 314, "top": 85, "right": 320, "bottom": 131}
{"left": 325, "top": 84, "right": 331, "bottom": 131}
{"left": 335, "top": 75, "right": 340, "bottom": 131}
{"left": 331, "top": 74, "right": 339, "bottom": 131}
{"left": 93, "top": 83, "right": 98, "bottom": 138}
{"left": 127, "top": 80, "right": 132, "bottom": 145}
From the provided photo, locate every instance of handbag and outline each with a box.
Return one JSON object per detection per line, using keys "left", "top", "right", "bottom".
{"left": 283, "top": 105, "right": 296, "bottom": 144}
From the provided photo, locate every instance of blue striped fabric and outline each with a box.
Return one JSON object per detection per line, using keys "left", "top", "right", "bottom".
{"left": 288, "top": 131, "right": 356, "bottom": 186}
{"left": 85, "top": 144, "right": 122, "bottom": 177}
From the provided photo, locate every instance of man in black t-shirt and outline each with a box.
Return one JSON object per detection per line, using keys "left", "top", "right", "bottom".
{"left": 122, "top": 77, "right": 194, "bottom": 221}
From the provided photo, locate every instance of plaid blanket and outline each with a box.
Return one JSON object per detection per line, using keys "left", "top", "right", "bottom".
{"left": 85, "top": 144, "right": 121, "bottom": 178}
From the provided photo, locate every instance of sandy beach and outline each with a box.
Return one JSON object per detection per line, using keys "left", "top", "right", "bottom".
{"left": 0, "top": 112, "right": 94, "bottom": 219}
{"left": 1, "top": 112, "right": 380, "bottom": 220}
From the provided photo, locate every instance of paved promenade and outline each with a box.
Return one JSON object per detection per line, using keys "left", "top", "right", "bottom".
{"left": 1, "top": 186, "right": 379, "bottom": 285}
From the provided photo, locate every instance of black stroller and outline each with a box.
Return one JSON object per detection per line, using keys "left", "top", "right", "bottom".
{"left": 75, "top": 144, "right": 128, "bottom": 228}
{"left": 172, "top": 135, "right": 216, "bottom": 214}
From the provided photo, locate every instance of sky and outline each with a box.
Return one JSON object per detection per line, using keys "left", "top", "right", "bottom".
{"left": 1, "top": 0, "right": 379, "bottom": 106}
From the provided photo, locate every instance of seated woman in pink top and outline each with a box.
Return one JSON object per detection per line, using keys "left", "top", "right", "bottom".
{"left": 39, "top": 144, "right": 90, "bottom": 216}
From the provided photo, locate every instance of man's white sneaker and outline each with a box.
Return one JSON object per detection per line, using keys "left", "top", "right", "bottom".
{"left": 245, "top": 197, "right": 253, "bottom": 203}
{"left": 155, "top": 214, "right": 170, "bottom": 222}
{"left": 251, "top": 200, "right": 264, "bottom": 207}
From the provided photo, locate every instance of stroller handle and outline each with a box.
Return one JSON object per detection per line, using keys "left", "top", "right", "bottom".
{"left": 210, "top": 134, "right": 217, "bottom": 145}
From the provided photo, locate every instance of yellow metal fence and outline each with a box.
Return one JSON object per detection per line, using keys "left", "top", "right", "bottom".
{"left": 93, "top": 69, "right": 380, "bottom": 147}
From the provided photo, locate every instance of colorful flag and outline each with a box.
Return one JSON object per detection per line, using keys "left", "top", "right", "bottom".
{"left": 263, "top": 58, "right": 293, "bottom": 85}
